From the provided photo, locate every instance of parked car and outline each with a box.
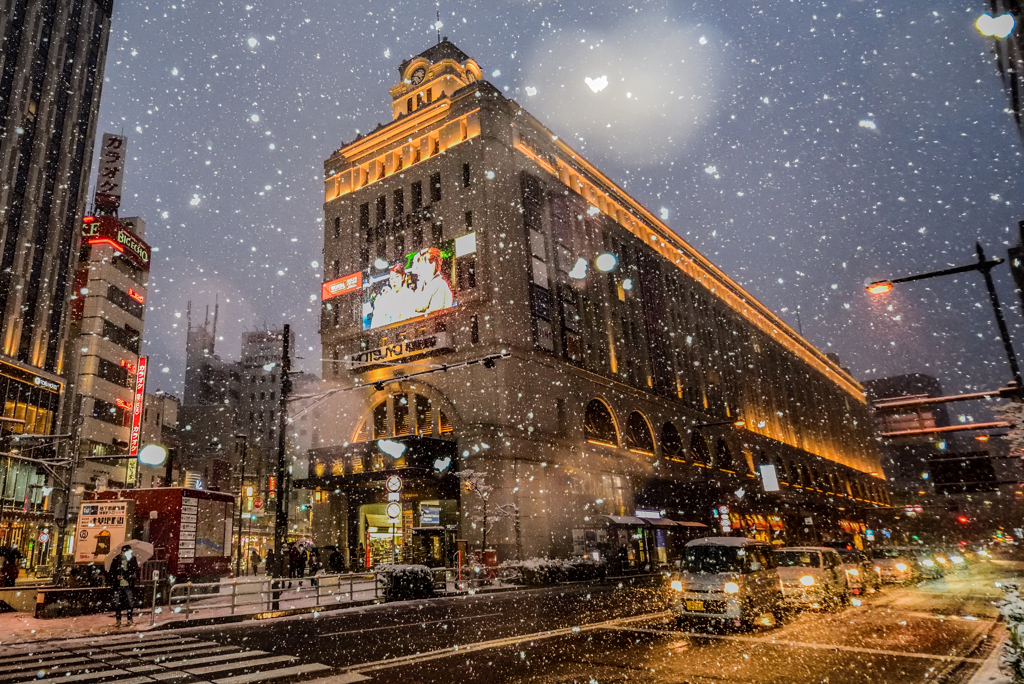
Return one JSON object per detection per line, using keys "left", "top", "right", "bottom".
{"left": 835, "top": 548, "right": 881, "bottom": 595}
{"left": 668, "top": 537, "right": 784, "bottom": 630}
{"left": 773, "top": 547, "right": 850, "bottom": 611}
{"left": 872, "top": 547, "right": 921, "bottom": 584}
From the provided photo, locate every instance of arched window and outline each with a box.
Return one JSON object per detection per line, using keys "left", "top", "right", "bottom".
{"left": 584, "top": 399, "right": 618, "bottom": 446}
{"left": 716, "top": 439, "right": 735, "bottom": 471}
{"left": 356, "top": 393, "right": 453, "bottom": 441}
{"left": 690, "top": 431, "right": 712, "bottom": 466}
{"left": 661, "top": 422, "right": 683, "bottom": 459}
{"left": 625, "top": 411, "right": 655, "bottom": 454}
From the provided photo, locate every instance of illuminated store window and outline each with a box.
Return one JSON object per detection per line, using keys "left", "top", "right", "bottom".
{"left": 584, "top": 399, "right": 617, "bottom": 447}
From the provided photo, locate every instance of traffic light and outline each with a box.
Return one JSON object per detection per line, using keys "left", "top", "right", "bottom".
{"left": 958, "top": 515, "right": 970, "bottom": 524}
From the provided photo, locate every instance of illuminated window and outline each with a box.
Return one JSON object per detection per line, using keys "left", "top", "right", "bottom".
{"left": 584, "top": 399, "right": 617, "bottom": 446}
{"left": 415, "top": 394, "right": 432, "bottom": 435}
{"left": 439, "top": 410, "right": 453, "bottom": 434}
{"left": 372, "top": 402, "right": 388, "bottom": 439}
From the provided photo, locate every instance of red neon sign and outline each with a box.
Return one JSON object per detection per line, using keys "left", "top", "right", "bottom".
{"left": 88, "top": 237, "right": 124, "bottom": 253}
{"left": 127, "top": 288, "right": 145, "bottom": 304}
{"left": 268, "top": 476, "right": 276, "bottom": 494}
{"left": 82, "top": 216, "right": 96, "bottom": 224}
{"left": 115, "top": 398, "right": 133, "bottom": 411}
{"left": 129, "top": 355, "right": 148, "bottom": 456}
{"left": 119, "top": 359, "right": 137, "bottom": 375}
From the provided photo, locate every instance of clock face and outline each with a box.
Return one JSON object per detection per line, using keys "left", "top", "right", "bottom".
{"left": 410, "top": 67, "right": 426, "bottom": 85}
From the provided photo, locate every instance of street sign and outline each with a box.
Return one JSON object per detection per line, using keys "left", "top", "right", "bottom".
{"left": 253, "top": 496, "right": 264, "bottom": 510}
{"left": 38, "top": 532, "right": 49, "bottom": 543}
{"left": 252, "top": 496, "right": 265, "bottom": 517}
{"left": 385, "top": 475, "right": 403, "bottom": 493}
{"left": 386, "top": 502, "right": 402, "bottom": 522}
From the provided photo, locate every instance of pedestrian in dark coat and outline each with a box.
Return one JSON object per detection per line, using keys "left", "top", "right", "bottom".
{"left": 249, "top": 548, "right": 261, "bottom": 576}
{"left": 328, "top": 547, "right": 345, "bottom": 574}
{"left": 108, "top": 546, "right": 139, "bottom": 627}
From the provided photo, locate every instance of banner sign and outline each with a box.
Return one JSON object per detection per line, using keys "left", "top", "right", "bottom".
{"left": 82, "top": 216, "right": 150, "bottom": 271}
{"left": 322, "top": 271, "right": 363, "bottom": 300}
{"left": 95, "top": 133, "right": 127, "bottom": 209}
{"left": 129, "top": 356, "right": 148, "bottom": 456}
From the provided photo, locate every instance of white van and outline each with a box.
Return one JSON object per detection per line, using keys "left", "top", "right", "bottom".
{"left": 773, "top": 546, "right": 850, "bottom": 611}
{"left": 669, "top": 537, "right": 784, "bottom": 629}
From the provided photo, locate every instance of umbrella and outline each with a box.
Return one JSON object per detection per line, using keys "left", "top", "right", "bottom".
{"left": 292, "top": 538, "right": 315, "bottom": 551}
{"left": 103, "top": 540, "right": 154, "bottom": 572}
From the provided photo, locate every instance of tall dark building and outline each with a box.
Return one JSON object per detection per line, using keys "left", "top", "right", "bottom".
{"left": 0, "top": 0, "right": 115, "bottom": 556}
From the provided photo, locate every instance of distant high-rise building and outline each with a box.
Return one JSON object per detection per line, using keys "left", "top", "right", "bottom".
{"left": 0, "top": 0, "right": 116, "bottom": 556}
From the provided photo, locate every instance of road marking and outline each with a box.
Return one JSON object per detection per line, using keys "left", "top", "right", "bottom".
{"left": 338, "top": 611, "right": 672, "bottom": 676}
{"left": 184, "top": 654, "right": 296, "bottom": 676}
{"left": 212, "top": 662, "right": 332, "bottom": 684}
{"left": 616, "top": 626, "right": 988, "bottom": 664}
{"left": 28, "top": 670, "right": 130, "bottom": 684}
{"left": 163, "top": 650, "right": 267, "bottom": 667}
{"left": 302, "top": 674, "right": 371, "bottom": 684}
{"left": 321, "top": 612, "right": 503, "bottom": 637}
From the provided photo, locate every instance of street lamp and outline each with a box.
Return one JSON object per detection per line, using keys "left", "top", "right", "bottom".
{"left": 866, "top": 242, "right": 1023, "bottom": 392}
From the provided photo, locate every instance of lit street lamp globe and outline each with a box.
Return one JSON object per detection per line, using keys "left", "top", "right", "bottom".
{"left": 138, "top": 444, "right": 168, "bottom": 466}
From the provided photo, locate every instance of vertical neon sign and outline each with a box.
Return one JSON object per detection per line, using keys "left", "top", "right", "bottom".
{"left": 129, "top": 356, "right": 148, "bottom": 456}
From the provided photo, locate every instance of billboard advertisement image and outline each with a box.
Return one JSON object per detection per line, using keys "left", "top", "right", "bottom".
{"left": 74, "top": 500, "right": 134, "bottom": 563}
{"left": 363, "top": 244, "right": 455, "bottom": 330}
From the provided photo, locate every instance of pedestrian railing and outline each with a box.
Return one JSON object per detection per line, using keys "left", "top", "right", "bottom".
{"left": 167, "top": 572, "right": 380, "bottom": 621}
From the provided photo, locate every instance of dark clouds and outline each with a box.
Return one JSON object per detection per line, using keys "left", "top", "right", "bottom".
{"left": 97, "top": 0, "right": 1023, "bottom": 401}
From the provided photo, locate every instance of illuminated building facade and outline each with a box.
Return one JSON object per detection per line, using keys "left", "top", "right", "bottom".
{"left": 66, "top": 215, "right": 150, "bottom": 491}
{"left": 0, "top": 0, "right": 116, "bottom": 561}
{"left": 306, "top": 40, "right": 885, "bottom": 566}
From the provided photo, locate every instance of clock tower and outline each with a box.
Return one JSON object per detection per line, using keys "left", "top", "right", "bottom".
{"left": 389, "top": 38, "right": 483, "bottom": 120}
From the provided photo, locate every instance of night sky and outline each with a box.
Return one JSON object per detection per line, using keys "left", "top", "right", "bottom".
{"left": 95, "top": 0, "right": 1024, "bottom": 412}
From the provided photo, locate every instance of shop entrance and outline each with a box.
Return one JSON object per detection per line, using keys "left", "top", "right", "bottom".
{"left": 358, "top": 503, "right": 403, "bottom": 566}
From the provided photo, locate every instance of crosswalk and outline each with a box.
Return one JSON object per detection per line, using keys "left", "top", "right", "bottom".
{"left": 0, "top": 632, "right": 338, "bottom": 684}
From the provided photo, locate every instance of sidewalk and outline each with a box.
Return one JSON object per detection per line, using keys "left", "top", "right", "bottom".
{"left": 969, "top": 628, "right": 1010, "bottom": 684}
{"left": 0, "top": 574, "right": 525, "bottom": 645}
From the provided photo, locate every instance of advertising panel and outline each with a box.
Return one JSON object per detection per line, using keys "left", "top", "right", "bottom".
{"left": 81, "top": 216, "right": 151, "bottom": 271}
{"left": 322, "top": 271, "right": 362, "bottom": 300}
{"left": 94, "top": 133, "right": 128, "bottom": 209}
{"left": 129, "top": 356, "right": 148, "bottom": 456}
{"left": 74, "top": 500, "right": 134, "bottom": 563}
{"left": 362, "top": 243, "right": 456, "bottom": 330}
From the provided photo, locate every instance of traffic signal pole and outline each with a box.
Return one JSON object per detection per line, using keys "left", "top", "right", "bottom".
{"left": 272, "top": 324, "right": 291, "bottom": 578}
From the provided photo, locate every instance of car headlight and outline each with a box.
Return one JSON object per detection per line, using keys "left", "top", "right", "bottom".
{"left": 922, "top": 559, "right": 935, "bottom": 567}
{"left": 800, "top": 575, "right": 815, "bottom": 586}
{"left": 936, "top": 557, "right": 947, "bottom": 564}
{"left": 951, "top": 556, "right": 965, "bottom": 564}
{"left": 724, "top": 582, "right": 740, "bottom": 594}
{"left": 896, "top": 563, "right": 907, "bottom": 572}
{"left": 847, "top": 568, "right": 859, "bottom": 576}
{"left": 670, "top": 579, "right": 683, "bottom": 592}
{"left": 874, "top": 566, "right": 881, "bottom": 573}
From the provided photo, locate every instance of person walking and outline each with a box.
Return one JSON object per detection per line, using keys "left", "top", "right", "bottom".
{"left": 288, "top": 543, "right": 300, "bottom": 578}
{"left": 249, "top": 548, "right": 261, "bottom": 576}
{"left": 265, "top": 547, "right": 277, "bottom": 576}
{"left": 108, "top": 545, "right": 139, "bottom": 627}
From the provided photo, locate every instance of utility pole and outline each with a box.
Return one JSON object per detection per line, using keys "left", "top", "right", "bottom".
{"left": 272, "top": 324, "right": 291, "bottom": 578}
{"left": 234, "top": 434, "right": 247, "bottom": 577}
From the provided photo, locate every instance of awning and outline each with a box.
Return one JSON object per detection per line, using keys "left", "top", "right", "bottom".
{"left": 598, "top": 515, "right": 648, "bottom": 526}
{"left": 645, "top": 518, "right": 680, "bottom": 528}
{"left": 671, "top": 521, "right": 709, "bottom": 528}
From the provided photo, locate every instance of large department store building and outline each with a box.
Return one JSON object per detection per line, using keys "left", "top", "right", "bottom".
{"left": 301, "top": 40, "right": 886, "bottom": 567}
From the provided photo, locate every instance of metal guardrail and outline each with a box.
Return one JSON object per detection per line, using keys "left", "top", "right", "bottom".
{"left": 168, "top": 572, "right": 380, "bottom": 621}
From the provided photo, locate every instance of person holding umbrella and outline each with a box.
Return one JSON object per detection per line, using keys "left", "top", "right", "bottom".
{"left": 108, "top": 545, "right": 139, "bottom": 627}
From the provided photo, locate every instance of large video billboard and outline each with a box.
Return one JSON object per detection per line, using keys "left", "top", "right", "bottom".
{"left": 362, "top": 243, "right": 456, "bottom": 330}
